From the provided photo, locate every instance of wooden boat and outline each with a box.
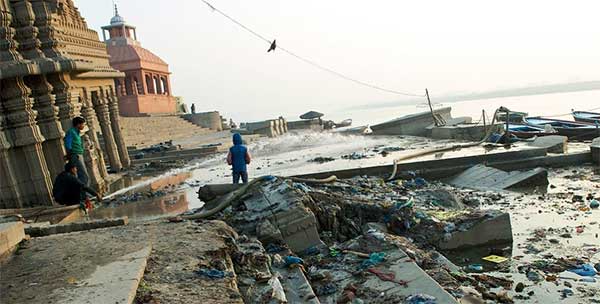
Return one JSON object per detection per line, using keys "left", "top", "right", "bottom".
{"left": 572, "top": 111, "right": 600, "bottom": 124}
{"left": 371, "top": 107, "right": 453, "bottom": 136}
{"left": 334, "top": 119, "right": 352, "bottom": 128}
{"left": 507, "top": 124, "right": 555, "bottom": 139}
{"left": 524, "top": 117, "right": 600, "bottom": 140}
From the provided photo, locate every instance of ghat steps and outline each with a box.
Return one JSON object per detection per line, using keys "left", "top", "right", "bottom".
{"left": 118, "top": 115, "right": 212, "bottom": 148}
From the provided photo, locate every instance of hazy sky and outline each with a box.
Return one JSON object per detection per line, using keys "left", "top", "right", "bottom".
{"left": 77, "top": 0, "right": 600, "bottom": 121}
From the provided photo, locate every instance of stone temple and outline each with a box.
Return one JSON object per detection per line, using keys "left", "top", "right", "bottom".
{"left": 0, "top": 0, "right": 130, "bottom": 209}
{"left": 102, "top": 6, "right": 176, "bottom": 116}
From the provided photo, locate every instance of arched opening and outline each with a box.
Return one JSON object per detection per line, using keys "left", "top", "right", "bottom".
{"left": 161, "top": 77, "right": 169, "bottom": 95}
{"left": 145, "top": 74, "right": 154, "bottom": 94}
{"left": 124, "top": 77, "right": 132, "bottom": 95}
{"left": 154, "top": 76, "right": 162, "bottom": 94}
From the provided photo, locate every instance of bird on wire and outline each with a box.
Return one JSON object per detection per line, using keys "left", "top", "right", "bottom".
{"left": 267, "top": 40, "right": 277, "bottom": 52}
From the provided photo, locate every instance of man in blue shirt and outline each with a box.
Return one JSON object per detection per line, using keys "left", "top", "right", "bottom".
{"left": 227, "top": 133, "right": 251, "bottom": 184}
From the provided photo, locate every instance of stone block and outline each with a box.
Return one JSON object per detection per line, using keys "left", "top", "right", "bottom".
{"left": 448, "top": 164, "right": 548, "bottom": 191}
{"left": 438, "top": 213, "right": 512, "bottom": 250}
{"left": 0, "top": 222, "right": 25, "bottom": 257}
{"left": 592, "top": 137, "right": 600, "bottom": 165}
{"left": 528, "top": 135, "right": 568, "bottom": 154}
{"left": 26, "top": 217, "right": 129, "bottom": 237}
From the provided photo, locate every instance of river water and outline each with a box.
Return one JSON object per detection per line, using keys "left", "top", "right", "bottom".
{"left": 328, "top": 89, "right": 600, "bottom": 127}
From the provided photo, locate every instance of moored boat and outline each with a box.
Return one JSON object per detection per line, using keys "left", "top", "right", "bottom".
{"left": 524, "top": 117, "right": 600, "bottom": 140}
{"left": 507, "top": 124, "right": 555, "bottom": 139}
{"left": 572, "top": 110, "right": 600, "bottom": 124}
{"left": 370, "top": 107, "right": 453, "bottom": 136}
{"left": 334, "top": 119, "right": 352, "bottom": 128}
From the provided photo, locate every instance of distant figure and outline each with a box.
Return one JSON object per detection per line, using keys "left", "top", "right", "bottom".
{"left": 229, "top": 118, "right": 237, "bottom": 129}
{"left": 64, "top": 116, "right": 88, "bottom": 186}
{"left": 53, "top": 163, "right": 101, "bottom": 207}
{"left": 267, "top": 40, "right": 277, "bottom": 52}
{"left": 227, "top": 133, "right": 251, "bottom": 184}
{"left": 191, "top": 103, "right": 196, "bottom": 114}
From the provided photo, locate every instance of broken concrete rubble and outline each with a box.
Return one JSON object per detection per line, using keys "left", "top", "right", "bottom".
{"left": 527, "top": 135, "right": 569, "bottom": 154}
{"left": 447, "top": 164, "right": 548, "bottom": 191}
{"left": 190, "top": 172, "right": 520, "bottom": 303}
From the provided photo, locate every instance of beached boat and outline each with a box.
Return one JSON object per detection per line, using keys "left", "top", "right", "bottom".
{"left": 524, "top": 117, "right": 600, "bottom": 140}
{"left": 334, "top": 119, "right": 352, "bottom": 128}
{"left": 507, "top": 124, "right": 555, "bottom": 139}
{"left": 370, "top": 107, "right": 453, "bottom": 136}
{"left": 572, "top": 111, "right": 600, "bottom": 124}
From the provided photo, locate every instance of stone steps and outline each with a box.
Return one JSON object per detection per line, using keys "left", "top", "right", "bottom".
{"left": 119, "top": 116, "right": 212, "bottom": 148}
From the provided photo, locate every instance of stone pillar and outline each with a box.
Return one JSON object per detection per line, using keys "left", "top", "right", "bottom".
{"left": 47, "top": 73, "right": 82, "bottom": 132}
{"left": 0, "top": 77, "right": 54, "bottom": 207}
{"left": 25, "top": 75, "right": 65, "bottom": 179}
{"left": 82, "top": 134, "right": 106, "bottom": 195}
{"left": 0, "top": 111, "right": 22, "bottom": 209}
{"left": 107, "top": 89, "right": 130, "bottom": 168}
{"left": 92, "top": 91, "right": 122, "bottom": 172}
{"left": 80, "top": 92, "right": 109, "bottom": 181}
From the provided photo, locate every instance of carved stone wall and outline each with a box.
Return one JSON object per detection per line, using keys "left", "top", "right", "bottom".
{"left": 0, "top": 0, "right": 129, "bottom": 208}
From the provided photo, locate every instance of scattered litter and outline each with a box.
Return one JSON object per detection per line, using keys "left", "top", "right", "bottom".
{"left": 196, "top": 268, "right": 232, "bottom": 279}
{"left": 568, "top": 264, "right": 598, "bottom": 277}
{"left": 283, "top": 255, "right": 304, "bottom": 267}
{"left": 482, "top": 255, "right": 508, "bottom": 264}
{"left": 367, "top": 268, "right": 409, "bottom": 286}
{"left": 268, "top": 274, "right": 287, "bottom": 302}
{"left": 361, "top": 252, "right": 385, "bottom": 269}
{"left": 406, "top": 293, "right": 437, "bottom": 304}
{"left": 467, "top": 264, "right": 483, "bottom": 272}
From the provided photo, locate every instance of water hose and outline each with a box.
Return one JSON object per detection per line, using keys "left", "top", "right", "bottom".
{"left": 387, "top": 108, "right": 502, "bottom": 181}
{"left": 181, "top": 175, "right": 338, "bottom": 220}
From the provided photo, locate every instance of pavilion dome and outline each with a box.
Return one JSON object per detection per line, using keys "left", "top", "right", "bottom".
{"left": 110, "top": 14, "right": 125, "bottom": 25}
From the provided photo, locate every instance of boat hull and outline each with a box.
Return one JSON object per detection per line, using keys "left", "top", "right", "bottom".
{"left": 371, "top": 107, "right": 453, "bottom": 136}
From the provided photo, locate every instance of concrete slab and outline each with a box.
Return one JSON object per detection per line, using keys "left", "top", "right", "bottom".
{"left": 528, "top": 135, "right": 568, "bottom": 153}
{"left": 592, "top": 137, "right": 600, "bottom": 164}
{"left": 0, "top": 221, "right": 25, "bottom": 258}
{"left": 447, "top": 164, "right": 548, "bottom": 191}
{"left": 430, "top": 123, "right": 503, "bottom": 141}
{"left": 354, "top": 250, "right": 458, "bottom": 303}
{"left": 438, "top": 213, "right": 512, "bottom": 250}
{"left": 52, "top": 246, "right": 151, "bottom": 304}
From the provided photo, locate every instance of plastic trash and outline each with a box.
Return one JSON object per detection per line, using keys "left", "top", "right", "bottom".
{"left": 406, "top": 294, "right": 437, "bottom": 304}
{"left": 443, "top": 223, "right": 456, "bottom": 233}
{"left": 361, "top": 252, "right": 386, "bottom": 269}
{"left": 283, "top": 255, "right": 304, "bottom": 267}
{"left": 590, "top": 199, "right": 600, "bottom": 209}
{"left": 580, "top": 277, "right": 597, "bottom": 283}
{"left": 196, "top": 268, "right": 232, "bottom": 279}
{"left": 467, "top": 264, "right": 483, "bottom": 272}
{"left": 268, "top": 274, "right": 287, "bottom": 303}
{"left": 367, "top": 229, "right": 386, "bottom": 241}
{"left": 526, "top": 270, "right": 542, "bottom": 282}
{"left": 568, "top": 264, "right": 598, "bottom": 277}
{"left": 414, "top": 178, "right": 427, "bottom": 187}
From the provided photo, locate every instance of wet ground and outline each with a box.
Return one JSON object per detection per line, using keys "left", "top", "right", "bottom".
{"left": 92, "top": 131, "right": 598, "bottom": 303}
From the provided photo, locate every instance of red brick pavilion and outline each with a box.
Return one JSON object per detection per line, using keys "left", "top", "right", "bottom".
{"left": 102, "top": 6, "right": 176, "bottom": 116}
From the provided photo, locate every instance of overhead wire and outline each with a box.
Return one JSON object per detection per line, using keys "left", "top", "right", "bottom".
{"left": 200, "top": 0, "right": 425, "bottom": 98}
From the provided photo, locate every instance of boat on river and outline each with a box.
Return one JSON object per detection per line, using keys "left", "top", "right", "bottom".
{"left": 572, "top": 111, "right": 600, "bottom": 124}
{"left": 507, "top": 124, "right": 555, "bottom": 139}
{"left": 524, "top": 117, "right": 600, "bottom": 140}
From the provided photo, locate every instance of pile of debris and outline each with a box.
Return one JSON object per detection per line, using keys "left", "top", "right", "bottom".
{"left": 190, "top": 174, "right": 518, "bottom": 303}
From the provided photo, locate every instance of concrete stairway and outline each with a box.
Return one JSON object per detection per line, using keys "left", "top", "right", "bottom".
{"left": 119, "top": 115, "right": 212, "bottom": 148}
